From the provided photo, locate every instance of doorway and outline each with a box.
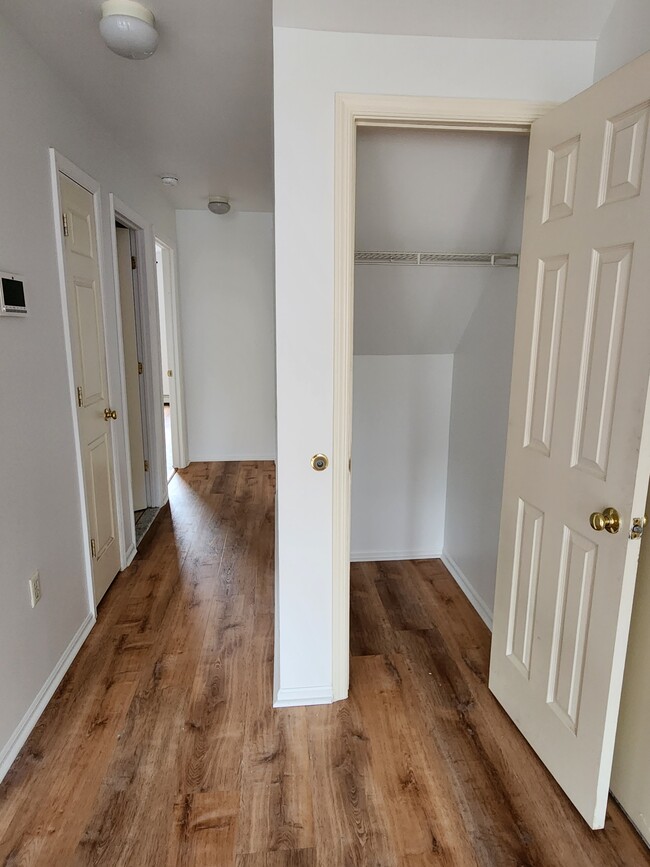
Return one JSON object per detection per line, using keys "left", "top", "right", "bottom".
{"left": 156, "top": 240, "right": 176, "bottom": 483}
{"left": 115, "top": 219, "right": 157, "bottom": 544}
{"left": 351, "top": 126, "right": 528, "bottom": 597}
{"left": 332, "top": 62, "right": 650, "bottom": 832}
{"left": 110, "top": 197, "right": 169, "bottom": 554}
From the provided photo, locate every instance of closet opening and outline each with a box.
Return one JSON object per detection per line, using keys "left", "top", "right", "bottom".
{"left": 350, "top": 125, "right": 529, "bottom": 629}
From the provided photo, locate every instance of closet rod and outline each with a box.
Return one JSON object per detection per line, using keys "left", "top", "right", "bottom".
{"left": 355, "top": 251, "right": 519, "bottom": 267}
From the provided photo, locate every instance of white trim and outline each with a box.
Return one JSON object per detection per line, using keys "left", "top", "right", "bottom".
{"left": 331, "top": 95, "right": 553, "bottom": 702}
{"left": 49, "top": 149, "right": 114, "bottom": 616}
{"left": 155, "top": 236, "right": 189, "bottom": 469}
{"left": 273, "top": 685, "right": 334, "bottom": 707}
{"left": 441, "top": 551, "right": 494, "bottom": 630}
{"left": 124, "top": 542, "right": 138, "bottom": 568}
{"left": 110, "top": 196, "right": 168, "bottom": 518}
{"left": 0, "top": 613, "right": 95, "bottom": 783}
{"left": 350, "top": 549, "right": 442, "bottom": 562}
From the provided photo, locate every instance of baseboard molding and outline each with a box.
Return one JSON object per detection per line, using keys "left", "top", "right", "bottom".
{"left": 273, "top": 685, "right": 334, "bottom": 707}
{"left": 350, "top": 549, "right": 442, "bottom": 563}
{"left": 441, "top": 551, "right": 494, "bottom": 631}
{"left": 123, "top": 542, "right": 137, "bottom": 569}
{"left": 0, "top": 611, "right": 96, "bottom": 783}
{"left": 190, "top": 455, "right": 277, "bottom": 463}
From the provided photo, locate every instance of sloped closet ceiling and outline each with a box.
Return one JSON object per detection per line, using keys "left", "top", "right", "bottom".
{"left": 354, "top": 128, "right": 529, "bottom": 355}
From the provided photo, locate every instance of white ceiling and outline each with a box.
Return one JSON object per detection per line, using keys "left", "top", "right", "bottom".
{"left": 274, "top": 0, "right": 617, "bottom": 41}
{"left": 1, "top": 0, "right": 274, "bottom": 211}
{"left": 1, "top": 1, "right": 616, "bottom": 214}
{"left": 354, "top": 127, "right": 529, "bottom": 355}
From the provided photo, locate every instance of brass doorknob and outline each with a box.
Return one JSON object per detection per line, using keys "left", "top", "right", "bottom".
{"left": 589, "top": 507, "right": 620, "bottom": 534}
{"left": 104, "top": 408, "right": 118, "bottom": 421}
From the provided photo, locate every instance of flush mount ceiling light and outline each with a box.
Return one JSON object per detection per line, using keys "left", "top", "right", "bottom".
{"left": 100, "top": 0, "right": 159, "bottom": 60}
{"left": 208, "top": 197, "right": 231, "bottom": 215}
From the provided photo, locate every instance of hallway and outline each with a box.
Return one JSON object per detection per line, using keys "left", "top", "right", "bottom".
{"left": 0, "top": 462, "right": 647, "bottom": 865}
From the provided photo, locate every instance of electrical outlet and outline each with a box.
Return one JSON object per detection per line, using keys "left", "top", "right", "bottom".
{"left": 29, "top": 572, "right": 41, "bottom": 608}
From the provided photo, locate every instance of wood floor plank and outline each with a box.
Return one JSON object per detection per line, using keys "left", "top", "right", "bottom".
{"left": 1, "top": 466, "right": 648, "bottom": 867}
{"left": 237, "top": 705, "right": 314, "bottom": 855}
{"left": 168, "top": 791, "right": 239, "bottom": 867}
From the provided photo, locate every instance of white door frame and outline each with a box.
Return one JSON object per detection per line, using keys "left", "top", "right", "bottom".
{"left": 154, "top": 235, "right": 189, "bottom": 470}
{"left": 109, "top": 195, "right": 169, "bottom": 543}
{"left": 49, "top": 149, "right": 118, "bottom": 616}
{"left": 331, "top": 94, "right": 554, "bottom": 700}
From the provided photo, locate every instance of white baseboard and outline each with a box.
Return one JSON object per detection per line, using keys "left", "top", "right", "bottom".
{"left": 0, "top": 611, "right": 96, "bottom": 783}
{"left": 123, "top": 542, "right": 137, "bottom": 569}
{"left": 441, "top": 551, "right": 494, "bottom": 631}
{"left": 350, "top": 549, "right": 442, "bottom": 563}
{"left": 273, "top": 685, "right": 334, "bottom": 707}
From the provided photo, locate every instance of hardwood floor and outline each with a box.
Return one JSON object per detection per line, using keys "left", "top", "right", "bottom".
{"left": 0, "top": 461, "right": 647, "bottom": 866}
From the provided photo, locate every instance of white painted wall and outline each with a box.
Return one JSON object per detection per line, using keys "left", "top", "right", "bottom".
{"left": 351, "top": 355, "right": 452, "bottom": 560}
{"left": 594, "top": 0, "right": 650, "bottom": 80}
{"left": 176, "top": 210, "right": 276, "bottom": 461}
{"left": 272, "top": 24, "right": 597, "bottom": 703}
{"left": 0, "top": 12, "right": 176, "bottom": 778}
{"left": 443, "top": 269, "right": 520, "bottom": 625}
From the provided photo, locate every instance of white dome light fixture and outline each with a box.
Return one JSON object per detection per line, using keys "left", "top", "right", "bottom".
{"left": 100, "top": 0, "right": 159, "bottom": 60}
{"left": 208, "top": 197, "right": 231, "bottom": 215}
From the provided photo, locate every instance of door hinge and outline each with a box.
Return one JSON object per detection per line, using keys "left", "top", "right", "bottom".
{"left": 138, "top": 361, "right": 143, "bottom": 374}
{"left": 76, "top": 386, "right": 84, "bottom": 407}
{"left": 167, "top": 369, "right": 173, "bottom": 378}
{"left": 90, "top": 538, "right": 97, "bottom": 559}
{"left": 144, "top": 460, "right": 149, "bottom": 472}
{"left": 62, "top": 213, "right": 69, "bottom": 237}
{"left": 131, "top": 255, "right": 137, "bottom": 270}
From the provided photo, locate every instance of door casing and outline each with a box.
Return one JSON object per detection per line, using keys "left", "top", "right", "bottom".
{"left": 50, "top": 149, "right": 183, "bottom": 611}
{"left": 49, "top": 150, "right": 121, "bottom": 615}
{"left": 330, "top": 95, "right": 554, "bottom": 700}
{"left": 154, "top": 236, "right": 188, "bottom": 472}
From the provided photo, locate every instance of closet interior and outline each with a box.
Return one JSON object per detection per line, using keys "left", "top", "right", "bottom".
{"left": 351, "top": 125, "right": 528, "bottom": 622}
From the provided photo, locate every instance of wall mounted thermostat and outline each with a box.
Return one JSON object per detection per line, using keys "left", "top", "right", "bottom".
{"left": 0, "top": 271, "right": 27, "bottom": 316}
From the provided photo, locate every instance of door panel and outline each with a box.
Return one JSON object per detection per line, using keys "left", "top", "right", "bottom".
{"left": 490, "top": 51, "right": 650, "bottom": 828}
{"left": 87, "top": 432, "right": 116, "bottom": 558}
{"left": 74, "top": 278, "right": 106, "bottom": 406}
{"left": 60, "top": 173, "right": 121, "bottom": 604}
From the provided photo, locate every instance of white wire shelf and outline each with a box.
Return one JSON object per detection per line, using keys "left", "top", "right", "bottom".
{"left": 354, "top": 251, "right": 519, "bottom": 267}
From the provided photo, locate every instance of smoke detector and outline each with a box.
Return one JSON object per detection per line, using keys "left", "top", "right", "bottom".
{"left": 208, "top": 197, "right": 231, "bottom": 215}
{"left": 161, "top": 175, "right": 179, "bottom": 187}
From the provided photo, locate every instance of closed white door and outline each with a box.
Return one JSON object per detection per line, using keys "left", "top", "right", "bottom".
{"left": 116, "top": 227, "right": 147, "bottom": 512}
{"left": 61, "top": 174, "right": 121, "bottom": 603}
{"left": 490, "top": 51, "right": 650, "bottom": 828}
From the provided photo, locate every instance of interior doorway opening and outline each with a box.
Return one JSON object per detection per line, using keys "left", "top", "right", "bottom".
{"left": 156, "top": 241, "right": 176, "bottom": 483}
{"left": 351, "top": 126, "right": 528, "bottom": 601}
{"left": 115, "top": 218, "right": 158, "bottom": 544}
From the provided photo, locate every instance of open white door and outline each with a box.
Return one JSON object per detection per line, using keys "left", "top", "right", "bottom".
{"left": 60, "top": 174, "right": 121, "bottom": 603}
{"left": 490, "top": 51, "right": 650, "bottom": 829}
